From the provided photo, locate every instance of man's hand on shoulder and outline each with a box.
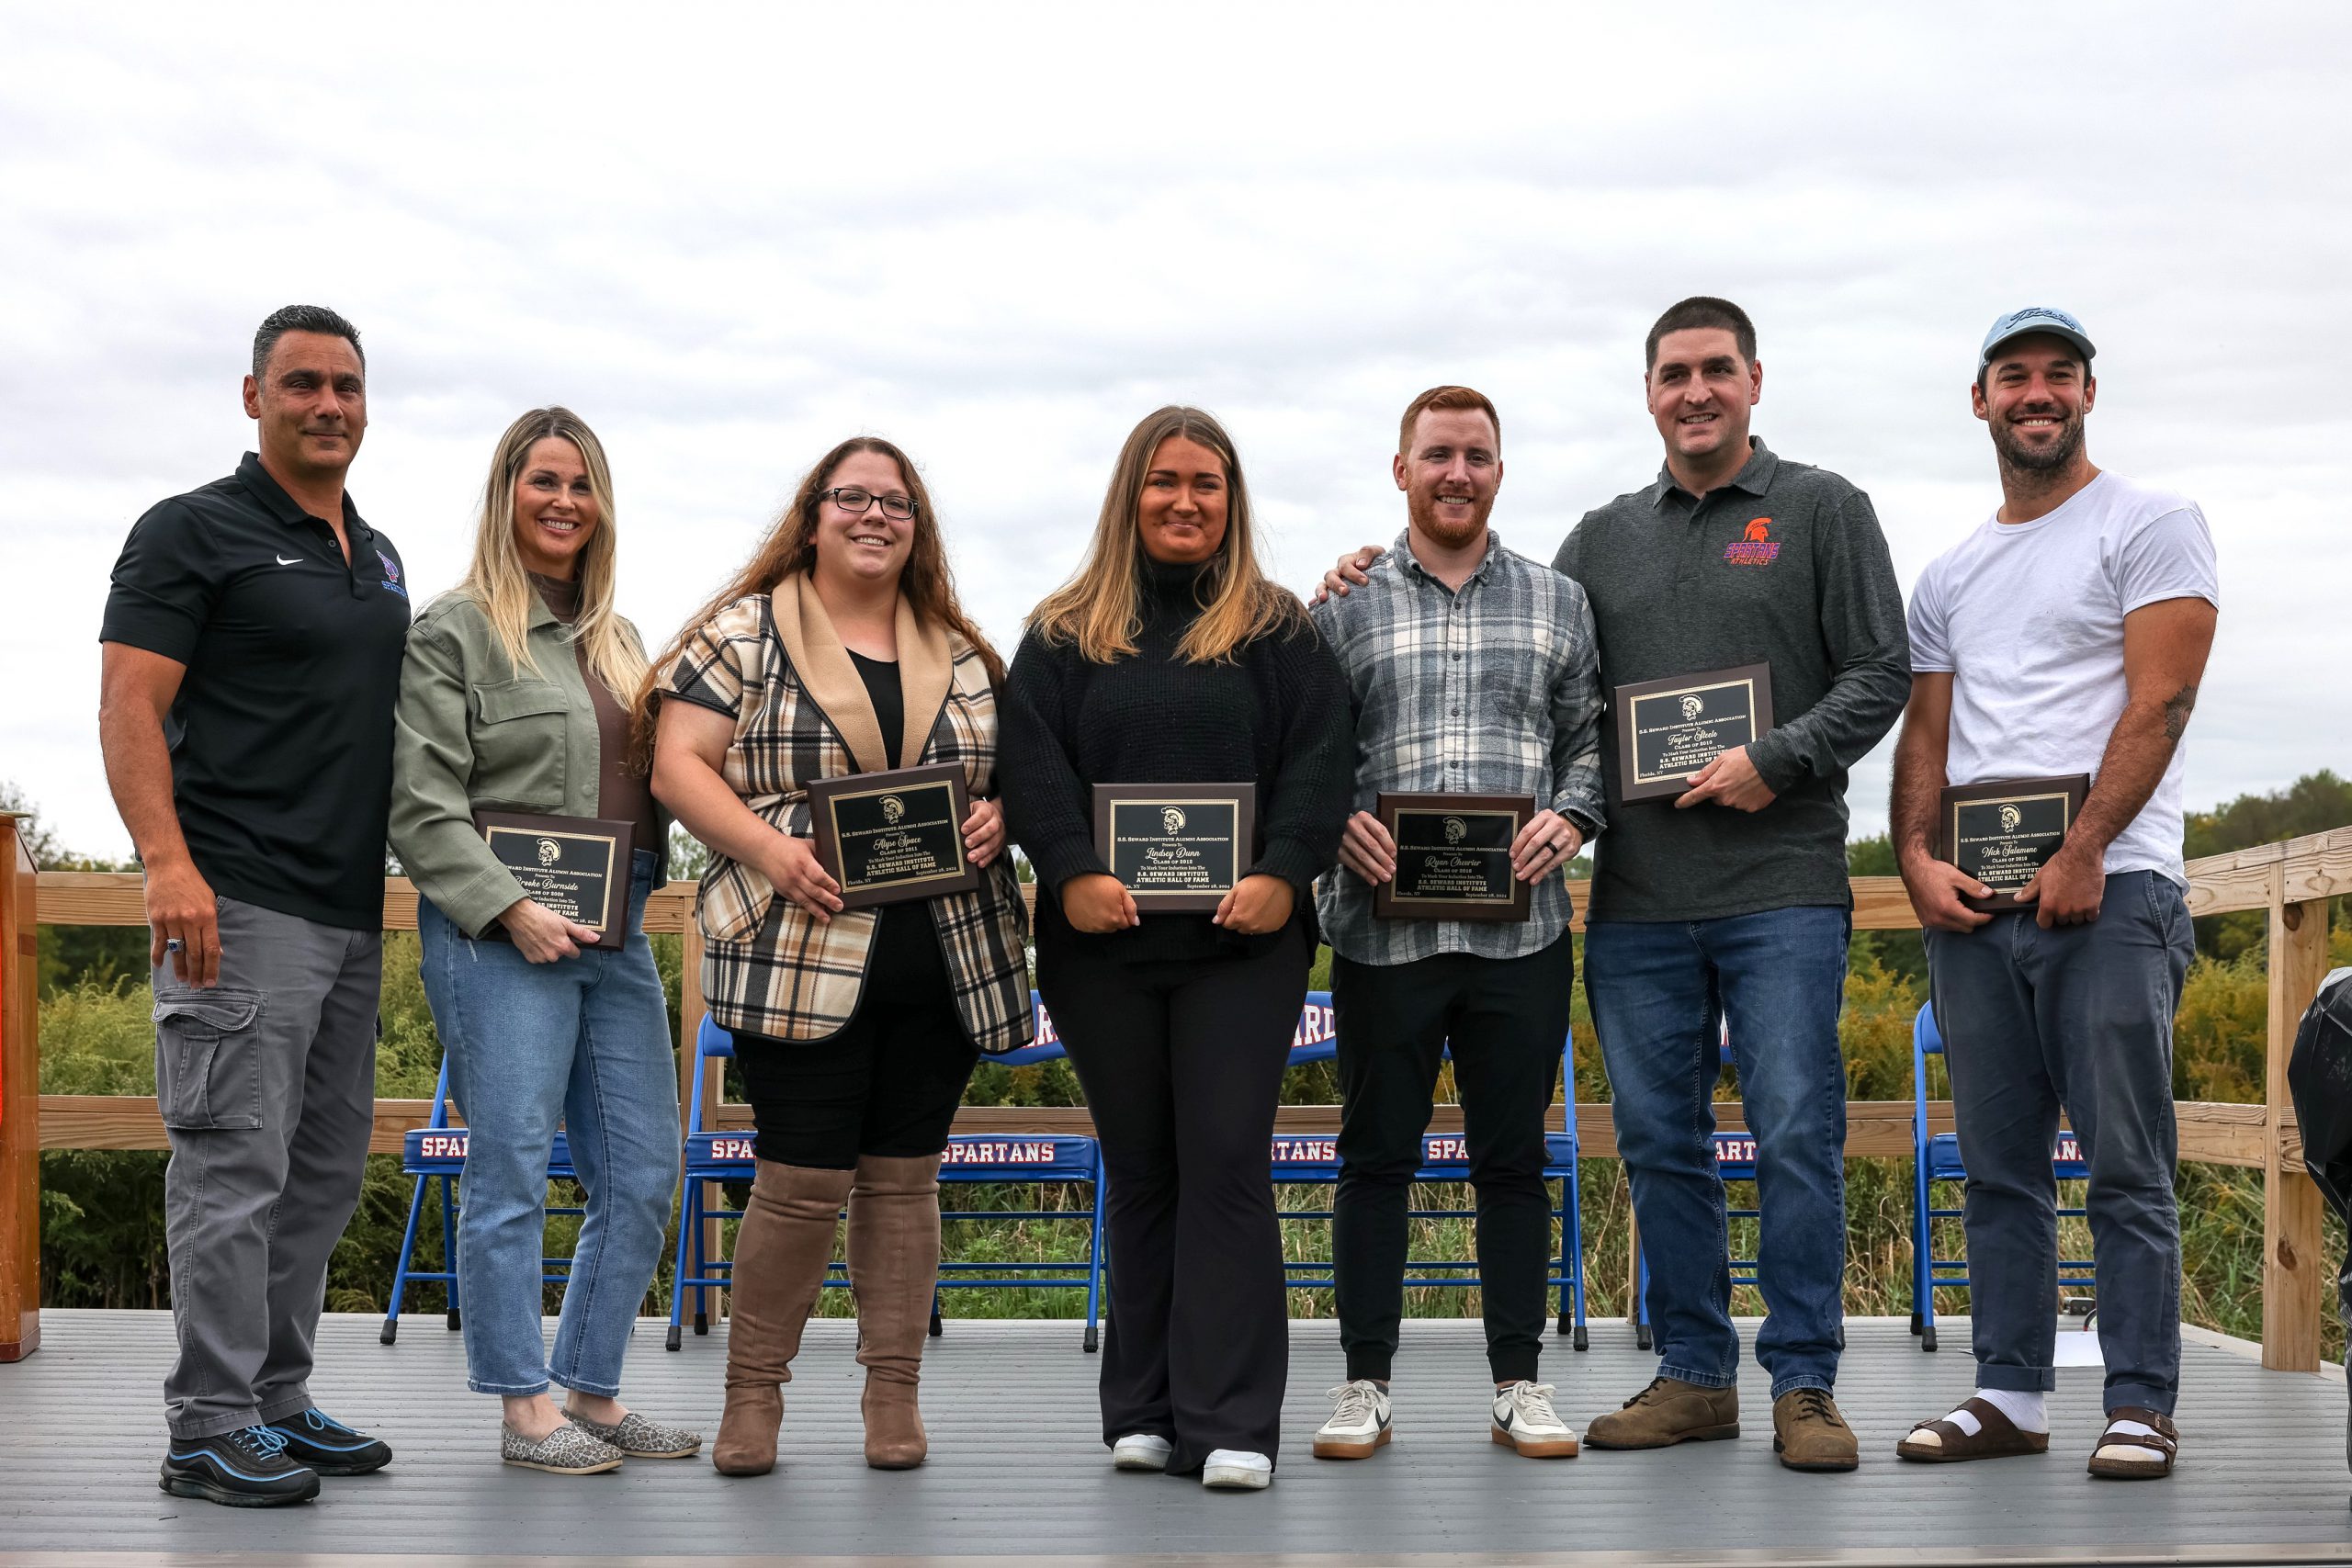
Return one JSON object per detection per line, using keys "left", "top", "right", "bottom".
{"left": 1313, "top": 545, "right": 1385, "bottom": 606}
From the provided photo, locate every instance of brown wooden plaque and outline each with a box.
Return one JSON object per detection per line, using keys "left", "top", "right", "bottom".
{"left": 807, "top": 763, "right": 979, "bottom": 910}
{"left": 1091, "top": 783, "right": 1258, "bottom": 913}
{"left": 1613, "top": 663, "right": 1775, "bottom": 804}
{"left": 1939, "top": 773, "right": 2091, "bottom": 914}
{"left": 1372, "top": 791, "right": 1534, "bottom": 922}
{"left": 474, "top": 812, "right": 637, "bottom": 950}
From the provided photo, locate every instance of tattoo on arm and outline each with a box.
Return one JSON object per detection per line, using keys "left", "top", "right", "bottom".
{"left": 2162, "top": 683, "right": 2199, "bottom": 744}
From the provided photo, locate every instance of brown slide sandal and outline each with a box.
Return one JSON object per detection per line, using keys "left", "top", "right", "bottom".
{"left": 1895, "top": 1396, "right": 2051, "bottom": 1463}
{"left": 2086, "top": 1408, "right": 2177, "bottom": 1479}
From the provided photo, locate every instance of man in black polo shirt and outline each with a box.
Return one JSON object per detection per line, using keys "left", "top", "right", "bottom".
{"left": 99, "top": 305, "right": 409, "bottom": 1506}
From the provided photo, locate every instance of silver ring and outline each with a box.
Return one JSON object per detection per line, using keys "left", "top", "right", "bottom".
{"left": 164, "top": 937, "right": 185, "bottom": 953}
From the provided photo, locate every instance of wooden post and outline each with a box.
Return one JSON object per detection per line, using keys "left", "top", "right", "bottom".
{"left": 0, "top": 815, "right": 41, "bottom": 1360}
{"left": 2261, "top": 869, "right": 2330, "bottom": 1372}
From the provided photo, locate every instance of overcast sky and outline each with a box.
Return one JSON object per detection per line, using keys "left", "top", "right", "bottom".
{"left": 4, "top": 4, "right": 2346, "bottom": 863}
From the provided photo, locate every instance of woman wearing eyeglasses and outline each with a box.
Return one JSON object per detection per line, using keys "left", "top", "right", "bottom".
{"left": 643, "top": 439, "right": 1029, "bottom": 1477}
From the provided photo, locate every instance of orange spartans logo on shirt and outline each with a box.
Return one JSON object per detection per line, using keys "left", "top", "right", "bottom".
{"left": 1724, "top": 516, "right": 1781, "bottom": 567}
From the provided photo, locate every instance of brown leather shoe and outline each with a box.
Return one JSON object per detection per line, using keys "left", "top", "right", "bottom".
{"left": 1585, "top": 1376, "right": 1740, "bottom": 1450}
{"left": 711, "top": 1160, "right": 854, "bottom": 1477}
{"left": 846, "top": 1152, "right": 944, "bottom": 1470}
{"left": 1772, "top": 1388, "right": 1859, "bottom": 1472}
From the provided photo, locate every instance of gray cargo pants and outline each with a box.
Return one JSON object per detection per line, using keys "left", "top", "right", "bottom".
{"left": 1924, "top": 869, "right": 2195, "bottom": 1416}
{"left": 152, "top": 895, "right": 379, "bottom": 1439}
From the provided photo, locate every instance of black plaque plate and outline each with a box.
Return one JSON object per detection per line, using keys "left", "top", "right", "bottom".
{"left": 1613, "top": 663, "right": 1775, "bottom": 803}
{"left": 807, "top": 763, "right": 979, "bottom": 910}
{"left": 1939, "top": 773, "right": 2091, "bottom": 914}
{"left": 475, "top": 812, "right": 637, "bottom": 950}
{"left": 1091, "top": 783, "right": 1258, "bottom": 912}
{"left": 1373, "top": 791, "right": 1534, "bottom": 921}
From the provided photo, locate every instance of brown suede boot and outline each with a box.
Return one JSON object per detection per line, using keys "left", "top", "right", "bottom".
{"left": 1585, "top": 1375, "right": 1741, "bottom": 1449}
{"left": 845, "top": 1152, "right": 944, "bottom": 1470}
{"left": 1772, "top": 1388, "right": 1860, "bottom": 1472}
{"left": 711, "top": 1160, "right": 854, "bottom": 1477}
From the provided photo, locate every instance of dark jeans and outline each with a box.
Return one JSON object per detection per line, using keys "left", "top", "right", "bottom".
{"left": 1925, "top": 870, "right": 2194, "bottom": 1416}
{"left": 1585, "top": 905, "right": 1851, "bottom": 1398}
{"left": 1331, "top": 936, "right": 1575, "bottom": 1383}
{"left": 733, "top": 905, "right": 979, "bottom": 1169}
{"left": 1039, "top": 920, "right": 1307, "bottom": 1474}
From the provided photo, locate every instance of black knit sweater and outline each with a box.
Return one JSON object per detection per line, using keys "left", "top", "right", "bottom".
{"left": 1001, "top": 558, "right": 1354, "bottom": 963}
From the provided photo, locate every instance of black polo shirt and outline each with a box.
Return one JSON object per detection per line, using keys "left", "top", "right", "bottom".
{"left": 100, "top": 452, "right": 412, "bottom": 930}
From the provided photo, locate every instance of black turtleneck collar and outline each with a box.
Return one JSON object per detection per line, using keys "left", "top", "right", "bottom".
{"left": 1138, "top": 553, "right": 1214, "bottom": 610}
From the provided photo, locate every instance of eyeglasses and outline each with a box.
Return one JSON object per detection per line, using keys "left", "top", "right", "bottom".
{"left": 820, "top": 487, "right": 918, "bottom": 521}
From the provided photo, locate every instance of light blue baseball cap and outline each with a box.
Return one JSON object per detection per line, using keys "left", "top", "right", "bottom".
{"left": 1981, "top": 306, "right": 2096, "bottom": 367}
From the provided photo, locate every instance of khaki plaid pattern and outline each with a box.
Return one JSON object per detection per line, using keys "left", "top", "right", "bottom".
{"left": 662, "top": 592, "right": 1033, "bottom": 1055}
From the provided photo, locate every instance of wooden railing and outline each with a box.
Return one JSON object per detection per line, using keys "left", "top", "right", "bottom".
{"left": 3, "top": 820, "right": 2343, "bottom": 1370}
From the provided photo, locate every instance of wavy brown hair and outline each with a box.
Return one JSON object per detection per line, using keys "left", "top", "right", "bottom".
{"left": 633, "top": 437, "right": 1003, "bottom": 764}
{"left": 1028, "top": 405, "right": 1301, "bottom": 664}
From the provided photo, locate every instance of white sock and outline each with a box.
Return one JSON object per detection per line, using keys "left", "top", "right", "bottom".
{"left": 1974, "top": 1388, "right": 2047, "bottom": 1434}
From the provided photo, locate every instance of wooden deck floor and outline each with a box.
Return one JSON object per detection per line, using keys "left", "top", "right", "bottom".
{"left": 0, "top": 1310, "right": 2345, "bottom": 1566}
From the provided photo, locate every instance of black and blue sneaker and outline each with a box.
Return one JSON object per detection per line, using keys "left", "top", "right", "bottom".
{"left": 159, "top": 1426, "right": 321, "bottom": 1507}
{"left": 266, "top": 1407, "right": 394, "bottom": 1475}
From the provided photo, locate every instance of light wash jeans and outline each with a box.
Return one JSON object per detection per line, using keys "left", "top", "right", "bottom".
{"left": 418, "top": 851, "right": 677, "bottom": 1397}
{"left": 1586, "top": 905, "right": 1852, "bottom": 1397}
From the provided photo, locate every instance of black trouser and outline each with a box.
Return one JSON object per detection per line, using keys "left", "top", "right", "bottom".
{"left": 734, "top": 905, "right": 979, "bottom": 1169}
{"left": 1331, "top": 934, "right": 1574, "bottom": 1384}
{"left": 1039, "top": 922, "right": 1308, "bottom": 1473}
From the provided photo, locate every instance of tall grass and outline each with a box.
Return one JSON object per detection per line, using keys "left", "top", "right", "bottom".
{"left": 34, "top": 925, "right": 2347, "bottom": 1364}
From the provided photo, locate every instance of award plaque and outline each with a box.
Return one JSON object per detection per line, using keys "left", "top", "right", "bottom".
{"left": 1373, "top": 791, "right": 1534, "bottom": 922}
{"left": 1939, "top": 773, "right": 2091, "bottom": 914}
{"left": 806, "top": 763, "right": 980, "bottom": 910}
{"left": 1091, "top": 783, "right": 1258, "bottom": 912}
{"left": 1613, "top": 663, "right": 1775, "bottom": 803}
{"left": 475, "top": 811, "right": 637, "bottom": 951}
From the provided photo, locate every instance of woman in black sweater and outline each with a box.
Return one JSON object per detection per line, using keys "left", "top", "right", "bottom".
{"left": 1001, "top": 405, "right": 1351, "bottom": 1490}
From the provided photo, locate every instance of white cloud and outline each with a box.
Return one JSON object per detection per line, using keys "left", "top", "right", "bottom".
{"left": 3, "top": 2, "right": 2346, "bottom": 861}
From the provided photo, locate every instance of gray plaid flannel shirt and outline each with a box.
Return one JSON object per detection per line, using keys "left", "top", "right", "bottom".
{"left": 1309, "top": 528, "right": 1607, "bottom": 964}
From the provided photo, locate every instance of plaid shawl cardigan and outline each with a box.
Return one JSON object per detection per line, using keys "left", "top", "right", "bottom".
{"left": 661, "top": 580, "right": 1032, "bottom": 1055}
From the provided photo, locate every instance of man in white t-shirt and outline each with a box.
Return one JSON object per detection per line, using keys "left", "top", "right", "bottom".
{"left": 1888, "top": 307, "right": 2218, "bottom": 1481}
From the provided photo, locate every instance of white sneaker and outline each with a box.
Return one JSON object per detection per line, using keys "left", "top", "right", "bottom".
{"left": 1111, "top": 1432, "right": 1172, "bottom": 1472}
{"left": 1201, "top": 1449, "right": 1272, "bottom": 1490}
{"left": 1313, "top": 1379, "right": 1394, "bottom": 1460}
{"left": 1492, "top": 1381, "right": 1579, "bottom": 1458}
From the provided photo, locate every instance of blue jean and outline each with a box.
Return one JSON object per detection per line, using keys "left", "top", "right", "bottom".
{"left": 1925, "top": 871, "right": 2193, "bottom": 1416}
{"left": 1586, "top": 906, "right": 1851, "bottom": 1396}
{"left": 418, "top": 851, "right": 679, "bottom": 1397}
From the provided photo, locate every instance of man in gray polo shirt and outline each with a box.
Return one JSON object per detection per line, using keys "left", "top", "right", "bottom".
{"left": 1323, "top": 297, "right": 1909, "bottom": 1472}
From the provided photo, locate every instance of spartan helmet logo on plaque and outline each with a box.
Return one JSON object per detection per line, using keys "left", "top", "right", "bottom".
{"left": 1161, "top": 807, "right": 1187, "bottom": 834}
{"left": 1442, "top": 816, "right": 1467, "bottom": 844}
{"left": 881, "top": 795, "right": 906, "bottom": 825}
{"left": 1998, "top": 804, "right": 2023, "bottom": 834}
{"left": 536, "top": 838, "right": 560, "bottom": 867}
{"left": 1679, "top": 694, "right": 1705, "bottom": 722}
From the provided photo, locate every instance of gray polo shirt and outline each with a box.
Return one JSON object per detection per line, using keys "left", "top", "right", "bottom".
{"left": 1551, "top": 439, "right": 1910, "bottom": 922}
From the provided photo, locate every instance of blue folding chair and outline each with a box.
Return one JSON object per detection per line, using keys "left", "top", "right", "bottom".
{"left": 668, "top": 1010, "right": 1107, "bottom": 1352}
{"left": 380, "top": 1055, "right": 584, "bottom": 1344}
{"left": 1267, "top": 997, "right": 1591, "bottom": 1350}
{"left": 1911, "top": 1000, "right": 2094, "bottom": 1351}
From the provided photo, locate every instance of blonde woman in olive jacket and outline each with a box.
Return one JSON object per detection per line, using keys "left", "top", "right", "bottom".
{"left": 390, "top": 408, "right": 697, "bottom": 1475}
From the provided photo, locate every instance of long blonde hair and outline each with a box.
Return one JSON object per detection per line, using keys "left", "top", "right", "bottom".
{"left": 1028, "top": 405, "right": 1300, "bottom": 664}
{"left": 632, "top": 436, "right": 1005, "bottom": 765}
{"left": 458, "top": 408, "right": 647, "bottom": 699}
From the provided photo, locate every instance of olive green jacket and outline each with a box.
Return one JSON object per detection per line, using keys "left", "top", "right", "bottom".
{"left": 389, "top": 587, "right": 670, "bottom": 937}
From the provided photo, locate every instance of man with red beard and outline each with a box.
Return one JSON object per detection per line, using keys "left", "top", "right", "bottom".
{"left": 1306, "top": 386, "right": 1606, "bottom": 1464}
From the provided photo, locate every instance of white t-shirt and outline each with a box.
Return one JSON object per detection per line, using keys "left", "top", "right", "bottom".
{"left": 1907, "top": 471, "right": 2219, "bottom": 885}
